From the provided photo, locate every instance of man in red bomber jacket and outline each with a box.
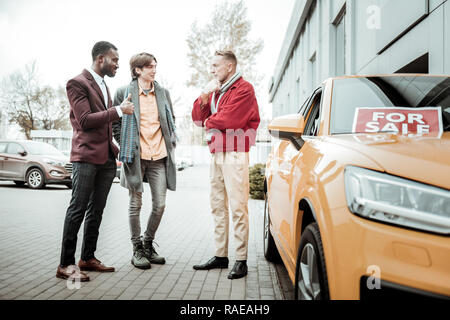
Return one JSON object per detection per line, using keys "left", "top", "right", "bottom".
{"left": 192, "top": 50, "right": 260, "bottom": 280}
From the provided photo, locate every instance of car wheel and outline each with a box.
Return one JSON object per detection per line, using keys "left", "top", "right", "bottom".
{"left": 294, "top": 222, "right": 329, "bottom": 300}
{"left": 26, "top": 168, "right": 45, "bottom": 189}
{"left": 14, "top": 181, "right": 25, "bottom": 186}
{"left": 263, "top": 195, "right": 281, "bottom": 262}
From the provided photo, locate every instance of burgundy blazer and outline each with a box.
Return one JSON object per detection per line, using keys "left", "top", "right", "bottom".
{"left": 67, "top": 69, "right": 120, "bottom": 164}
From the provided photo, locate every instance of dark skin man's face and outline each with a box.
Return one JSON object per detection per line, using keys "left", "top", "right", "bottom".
{"left": 96, "top": 49, "right": 119, "bottom": 78}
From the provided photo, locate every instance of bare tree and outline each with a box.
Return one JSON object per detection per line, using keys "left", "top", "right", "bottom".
{"left": 157, "top": 76, "right": 182, "bottom": 113}
{"left": 0, "top": 61, "right": 70, "bottom": 139}
{"left": 186, "top": 0, "right": 264, "bottom": 91}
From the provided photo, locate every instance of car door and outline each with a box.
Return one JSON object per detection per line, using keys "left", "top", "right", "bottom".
{"left": 268, "top": 94, "right": 313, "bottom": 241}
{"left": 0, "top": 142, "right": 8, "bottom": 177}
{"left": 269, "top": 88, "right": 323, "bottom": 263}
{"left": 3, "top": 142, "right": 27, "bottom": 179}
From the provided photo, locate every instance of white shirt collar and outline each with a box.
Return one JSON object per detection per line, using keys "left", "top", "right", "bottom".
{"left": 88, "top": 67, "right": 105, "bottom": 87}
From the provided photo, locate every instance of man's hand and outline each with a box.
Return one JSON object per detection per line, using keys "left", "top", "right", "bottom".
{"left": 200, "top": 79, "right": 220, "bottom": 105}
{"left": 203, "top": 79, "right": 221, "bottom": 95}
{"left": 120, "top": 93, "right": 134, "bottom": 115}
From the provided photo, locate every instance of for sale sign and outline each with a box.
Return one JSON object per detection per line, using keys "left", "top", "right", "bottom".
{"left": 352, "top": 107, "right": 443, "bottom": 137}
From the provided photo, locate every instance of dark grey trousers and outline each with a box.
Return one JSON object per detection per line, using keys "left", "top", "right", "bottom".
{"left": 59, "top": 155, "right": 116, "bottom": 267}
{"left": 128, "top": 158, "right": 167, "bottom": 245}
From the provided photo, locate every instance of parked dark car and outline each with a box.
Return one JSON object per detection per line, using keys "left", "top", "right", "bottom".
{"left": 0, "top": 140, "right": 72, "bottom": 189}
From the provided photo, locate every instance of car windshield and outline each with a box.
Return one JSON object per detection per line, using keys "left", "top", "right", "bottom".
{"left": 330, "top": 76, "right": 450, "bottom": 135}
{"left": 24, "top": 141, "right": 64, "bottom": 156}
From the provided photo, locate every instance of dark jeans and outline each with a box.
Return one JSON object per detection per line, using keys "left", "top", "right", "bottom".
{"left": 59, "top": 155, "right": 116, "bottom": 267}
{"left": 128, "top": 158, "right": 167, "bottom": 244}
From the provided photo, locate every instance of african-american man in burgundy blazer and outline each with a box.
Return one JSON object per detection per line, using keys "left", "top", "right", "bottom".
{"left": 56, "top": 41, "right": 134, "bottom": 282}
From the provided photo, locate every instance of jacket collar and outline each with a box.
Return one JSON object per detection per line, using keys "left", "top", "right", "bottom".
{"left": 82, "top": 69, "right": 108, "bottom": 108}
{"left": 87, "top": 68, "right": 105, "bottom": 87}
{"left": 229, "top": 76, "right": 243, "bottom": 90}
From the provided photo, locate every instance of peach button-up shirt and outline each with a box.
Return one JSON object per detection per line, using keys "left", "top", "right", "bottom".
{"left": 139, "top": 85, "right": 167, "bottom": 161}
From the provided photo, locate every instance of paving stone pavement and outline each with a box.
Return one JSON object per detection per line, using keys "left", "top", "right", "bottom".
{"left": 0, "top": 165, "right": 292, "bottom": 300}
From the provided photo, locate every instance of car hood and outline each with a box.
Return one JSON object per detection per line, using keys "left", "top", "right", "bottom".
{"left": 324, "top": 132, "right": 450, "bottom": 190}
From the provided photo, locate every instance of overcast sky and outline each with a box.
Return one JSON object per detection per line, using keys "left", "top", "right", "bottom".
{"left": 0, "top": 0, "right": 295, "bottom": 118}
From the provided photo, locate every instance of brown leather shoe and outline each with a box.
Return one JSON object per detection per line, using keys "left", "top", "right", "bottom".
{"left": 78, "top": 258, "right": 115, "bottom": 272}
{"left": 56, "top": 265, "right": 90, "bottom": 282}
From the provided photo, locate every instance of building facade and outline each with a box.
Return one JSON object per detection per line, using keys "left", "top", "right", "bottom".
{"left": 269, "top": 0, "right": 450, "bottom": 117}
{"left": 30, "top": 130, "right": 72, "bottom": 153}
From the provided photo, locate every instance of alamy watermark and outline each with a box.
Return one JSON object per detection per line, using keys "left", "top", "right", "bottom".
{"left": 367, "top": 5, "right": 381, "bottom": 30}
{"left": 366, "top": 265, "right": 381, "bottom": 290}
{"left": 65, "top": 265, "right": 82, "bottom": 290}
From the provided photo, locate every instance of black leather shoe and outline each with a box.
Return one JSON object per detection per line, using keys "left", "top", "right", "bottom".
{"left": 228, "top": 260, "right": 248, "bottom": 279}
{"left": 193, "top": 256, "right": 229, "bottom": 270}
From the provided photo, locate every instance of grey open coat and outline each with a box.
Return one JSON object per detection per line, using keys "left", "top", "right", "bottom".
{"left": 112, "top": 79, "right": 176, "bottom": 192}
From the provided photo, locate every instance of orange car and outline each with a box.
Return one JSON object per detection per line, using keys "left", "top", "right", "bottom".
{"left": 264, "top": 74, "right": 450, "bottom": 300}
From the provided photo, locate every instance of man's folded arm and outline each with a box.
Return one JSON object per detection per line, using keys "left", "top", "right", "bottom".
{"left": 205, "top": 86, "right": 258, "bottom": 131}
{"left": 192, "top": 96, "right": 212, "bottom": 127}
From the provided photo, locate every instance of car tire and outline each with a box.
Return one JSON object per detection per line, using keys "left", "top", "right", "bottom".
{"left": 26, "top": 168, "right": 45, "bottom": 189}
{"left": 294, "top": 222, "right": 329, "bottom": 300}
{"left": 263, "top": 195, "right": 281, "bottom": 262}
{"left": 14, "top": 181, "right": 25, "bottom": 187}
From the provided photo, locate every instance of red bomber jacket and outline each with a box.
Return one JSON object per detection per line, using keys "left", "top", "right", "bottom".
{"left": 192, "top": 77, "right": 260, "bottom": 153}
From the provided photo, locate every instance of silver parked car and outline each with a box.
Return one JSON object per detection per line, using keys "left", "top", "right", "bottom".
{"left": 0, "top": 140, "right": 72, "bottom": 189}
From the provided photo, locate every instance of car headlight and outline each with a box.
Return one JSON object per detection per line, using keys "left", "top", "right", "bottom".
{"left": 43, "top": 158, "right": 64, "bottom": 167}
{"left": 344, "top": 166, "right": 450, "bottom": 235}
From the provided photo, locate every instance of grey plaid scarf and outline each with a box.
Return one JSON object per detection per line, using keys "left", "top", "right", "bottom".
{"left": 119, "top": 86, "right": 136, "bottom": 163}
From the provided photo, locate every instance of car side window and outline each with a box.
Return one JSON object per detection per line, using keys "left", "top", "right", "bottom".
{"left": 298, "top": 95, "right": 312, "bottom": 115}
{"left": 303, "top": 90, "right": 323, "bottom": 136}
{"left": 0, "top": 142, "right": 7, "bottom": 153}
{"left": 6, "top": 143, "right": 24, "bottom": 155}
{"left": 299, "top": 89, "right": 319, "bottom": 117}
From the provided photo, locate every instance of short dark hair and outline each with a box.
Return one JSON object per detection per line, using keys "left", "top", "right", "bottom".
{"left": 215, "top": 50, "right": 238, "bottom": 66}
{"left": 129, "top": 53, "right": 157, "bottom": 79}
{"left": 92, "top": 41, "right": 118, "bottom": 61}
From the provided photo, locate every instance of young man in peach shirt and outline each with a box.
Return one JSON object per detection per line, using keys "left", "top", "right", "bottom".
{"left": 113, "top": 53, "right": 176, "bottom": 269}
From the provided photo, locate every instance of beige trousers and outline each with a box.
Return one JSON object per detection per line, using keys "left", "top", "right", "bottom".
{"left": 210, "top": 152, "right": 250, "bottom": 261}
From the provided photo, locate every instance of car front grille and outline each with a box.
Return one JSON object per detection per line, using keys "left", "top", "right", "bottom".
{"left": 64, "top": 163, "right": 73, "bottom": 174}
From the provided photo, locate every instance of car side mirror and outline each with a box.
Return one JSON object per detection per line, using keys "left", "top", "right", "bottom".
{"left": 19, "top": 151, "right": 27, "bottom": 157}
{"left": 268, "top": 114, "right": 306, "bottom": 150}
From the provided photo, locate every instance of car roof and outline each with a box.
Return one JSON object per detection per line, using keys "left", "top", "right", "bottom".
{"left": 0, "top": 140, "right": 48, "bottom": 146}
{"left": 0, "top": 140, "right": 45, "bottom": 143}
{"left": 328, "top": 73, "right": 450, "bottom": 81}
